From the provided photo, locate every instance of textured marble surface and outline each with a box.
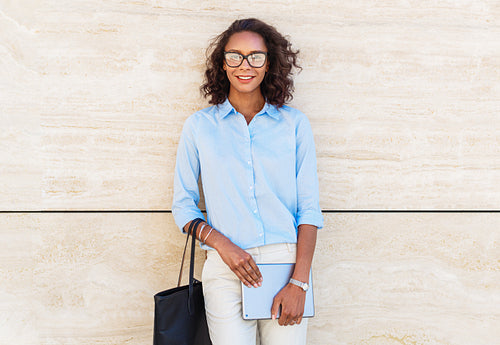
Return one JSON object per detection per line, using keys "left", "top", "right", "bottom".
{"left": 0, "top": 213, "right": 207, "bottom": 345}
{"left": 1, "top": 1, "right": 500, "bottom": 344}
{"left": 1, "top": 1, "right": 500, "bottom": 210}
{"left": 1, "top": 213, "right": 499, "bottom": 344}
{"left": 311, "top": 213, "right": 500, "bottom": 345}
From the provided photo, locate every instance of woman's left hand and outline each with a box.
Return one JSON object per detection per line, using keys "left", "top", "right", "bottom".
{"left": 270, "top": 283, "right": 306, "bottom": 326}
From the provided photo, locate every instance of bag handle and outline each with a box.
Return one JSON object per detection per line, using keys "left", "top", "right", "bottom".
{"left": 177, "top": 218, "right": 203, "bottom": 287}
{"left": 188, "top": 218, "right": 203, "bottom": 314}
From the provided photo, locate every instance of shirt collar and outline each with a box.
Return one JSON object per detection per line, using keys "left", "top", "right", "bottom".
{"left": 217, "top": 98, "right": 280, "bottom": 120}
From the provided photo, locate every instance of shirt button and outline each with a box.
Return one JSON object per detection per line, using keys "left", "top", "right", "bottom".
{"left": 249, "top": 186, "right": 253, "bottom": 190}
{"left": 253, "top": 209, "right": 258, "bottom": 213}
{"left": 247, "top": 160, "right": 251, "bottom": 165}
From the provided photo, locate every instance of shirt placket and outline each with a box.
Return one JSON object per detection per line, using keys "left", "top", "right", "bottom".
{"left": 244, "top": 118, "right": 265, "bottom": 242}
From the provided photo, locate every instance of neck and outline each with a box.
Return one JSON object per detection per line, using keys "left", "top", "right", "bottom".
{"left": 228, "top": 90, "right": 265, "bottom": 119}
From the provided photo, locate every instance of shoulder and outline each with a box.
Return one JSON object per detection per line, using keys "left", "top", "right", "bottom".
{"left": 183, "top": 104, "right": 220, "bottom": 131}
{"left": 273, "top": 104, "right": 310, "bottom": 127}
{"left": 187, "top": 104, "right": 219, "bottom": 122}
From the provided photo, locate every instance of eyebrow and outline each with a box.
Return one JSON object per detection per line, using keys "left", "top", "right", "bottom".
{"left": 225, "top": 49, "right": 267, "bottom": 54}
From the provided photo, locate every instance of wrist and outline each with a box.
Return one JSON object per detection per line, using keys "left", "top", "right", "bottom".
{"left": 291, "top": 270, "right": 310, "bottom": 284}
{"left": 197, "top": 223, "right": 209, "bottom": 241}
{"left": 208, "top": 229, "right": 229, "bottom": 251}
{"left": 289, "top": 278, "right": 309, "bottom": 292}
{"left": 288, "top": 282, "right": 306, "bottom": 293}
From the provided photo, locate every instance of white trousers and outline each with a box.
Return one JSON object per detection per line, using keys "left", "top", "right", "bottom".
{"left": 202, "top": 243, "right": 308, "bottom": 345}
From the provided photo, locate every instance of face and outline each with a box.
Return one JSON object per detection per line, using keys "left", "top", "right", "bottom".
{"left": 223, "top": 31, "right": 269, "bottom": 98}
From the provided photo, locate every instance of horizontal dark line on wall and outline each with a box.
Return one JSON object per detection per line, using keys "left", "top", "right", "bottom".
{"left": 324, "top": 210, "right": 500, "bottom": 213}
{"left": 1, "top": 210, "right": 500, "bottom": 213}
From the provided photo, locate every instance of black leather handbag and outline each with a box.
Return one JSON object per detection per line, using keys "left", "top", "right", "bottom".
{"left": 153, "top": 218, "right": 212, "bottom": 345}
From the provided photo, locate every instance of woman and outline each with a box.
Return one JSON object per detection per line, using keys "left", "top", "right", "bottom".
{"left": 172, "top": 18, "right": 323, "bottom": 345}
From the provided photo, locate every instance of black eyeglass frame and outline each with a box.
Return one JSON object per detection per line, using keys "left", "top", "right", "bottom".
{"left": 223, "top": 51, "right": 268, "bottom": 68}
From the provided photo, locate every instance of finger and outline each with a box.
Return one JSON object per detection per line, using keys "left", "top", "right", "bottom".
{"left": 243, "top": 264, "right": 261, "bottom": 287}
{"left": 238, "top": 255, "right": 261, "bottom": 287}
{"left": 233, "top": 268, "right": 252, "bottom": 288}
{"left": 288, "top": 314, "right": 299, "bottom": 326}
{"left": 234, "top": 254, "right": 259, "bottom": 286}
{"left": 278, "top": 308, "right": 290, "bottom": 326}
{"left": 296, "top": 315, "right": 303, "bottom": 325}
{"left": 271, "top": 297, "right": 281, "bottom": 321}
{"left": 278, "top": 313, "right": 288, "bottom": 326}
{"left": 247, "top": 258, "right": 262, "bottom": 282}
{"left": 284, "top": 311, "right": 299, "bottom": 326}
{"left": 237, "top": 264, "right": 259, "bottom": 288}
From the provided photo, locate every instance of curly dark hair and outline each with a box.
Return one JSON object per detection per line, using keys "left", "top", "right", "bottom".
{"left": 201, "top": 18, "right": 301, "bottom": 108}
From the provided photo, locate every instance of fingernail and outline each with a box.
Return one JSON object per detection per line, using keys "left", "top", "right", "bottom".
{"left": 253, "top": 283, "right": 259, "bottom": 288}
{"left": 272, "top": 315, "right": 275, "bottom": 320}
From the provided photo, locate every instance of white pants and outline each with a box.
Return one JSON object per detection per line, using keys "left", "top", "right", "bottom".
{"left": 202, "top": 243, "right": 308, "bottom": 345}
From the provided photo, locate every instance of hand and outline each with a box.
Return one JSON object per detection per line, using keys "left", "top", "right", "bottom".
{"left": 271, "top": 283, "right": 306, "bottom": 326}
{"left": 216, "top": 239, "right": 262, "bottom": 288}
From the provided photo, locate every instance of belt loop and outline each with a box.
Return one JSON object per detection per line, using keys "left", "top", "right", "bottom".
{"left": 247, "top": 246, "right": 261, "bottom": 263}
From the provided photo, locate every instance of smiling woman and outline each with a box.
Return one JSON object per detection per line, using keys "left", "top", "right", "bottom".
{"left": 172, "top": 18, "right": 323, "bottom": 345}
{"left": 201, "top": 18, "right": 301, "bottom": 108}
{"left": 222, "top": 31, "right": 269, "bottom": 122}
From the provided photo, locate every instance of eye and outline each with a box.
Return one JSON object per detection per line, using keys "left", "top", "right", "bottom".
{"left": 250, "top": 53, "right": 265, "bottom": 62}
{"left": 227, "top": 53, "right": 242, "bottom": 62}
{"left": 248, "top": 54, "right": 258, "bottom": 62}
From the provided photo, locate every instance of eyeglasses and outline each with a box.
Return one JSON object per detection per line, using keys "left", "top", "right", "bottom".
{"left": 224, "top": 51, "right": 268, "bottom": 68}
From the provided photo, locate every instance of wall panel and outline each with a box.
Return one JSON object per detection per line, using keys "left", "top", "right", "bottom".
{"left": 1, "top": 213, "right": 206, "bottom": 345}
{"left": 1, "top": 213, "right": 499, "bottom": 344}
{"left": 1, "top": 1, "right": 500, "bottom": 344}
{"left": 1, "top": 1, "right": 499, "bottom": 210}
{"left": 311, "top": 213, "right": 500, "bottom": 344}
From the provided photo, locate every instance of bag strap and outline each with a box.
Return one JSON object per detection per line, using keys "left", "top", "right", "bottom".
{"left": 188, "top": 219, "right": 203, "bottom": 314}
{"left": 177, "top": 218, "right": 203, "bottom": 287}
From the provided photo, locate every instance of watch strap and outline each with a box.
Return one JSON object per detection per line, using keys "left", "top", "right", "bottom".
{"left": 289, "top": 278, "right": 308, "bottom": 291}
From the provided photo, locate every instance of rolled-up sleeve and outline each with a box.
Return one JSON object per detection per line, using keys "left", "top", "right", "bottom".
{"left": 172, "top": 116, "right": 205, "bottom": 231}
{"left": 295, "top": 114, "right": 324, "bottom": 229}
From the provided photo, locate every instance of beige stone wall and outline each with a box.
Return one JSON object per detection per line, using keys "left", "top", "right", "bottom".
{"left": 1, "top": 1, "right": 499, "bottom": 344}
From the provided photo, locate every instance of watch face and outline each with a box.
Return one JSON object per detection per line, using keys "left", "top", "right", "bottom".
{"left": 303, "top": 283, "right": 309, "bottom": 291}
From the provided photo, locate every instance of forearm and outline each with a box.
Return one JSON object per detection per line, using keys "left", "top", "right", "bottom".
{"left": 182, "top": 219, "right": 231, "bottom": 252}
{"left": 183, "top": 219, "right": 262, "bottom": 288}
{"left": 291, "top": 224, "right": 317, "bottom": 283}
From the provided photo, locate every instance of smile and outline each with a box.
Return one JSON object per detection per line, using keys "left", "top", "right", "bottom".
{"left": 236, "top": 76, "right": 255, "bottom": 80}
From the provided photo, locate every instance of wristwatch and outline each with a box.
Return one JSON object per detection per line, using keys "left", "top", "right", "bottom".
{"left": 289, "top": 278, "right": 309, "bottom": 292}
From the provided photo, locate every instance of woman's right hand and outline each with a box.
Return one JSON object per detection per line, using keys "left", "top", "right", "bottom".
{"left": 215, "top": 237, "right": 263, "bottom": 288}
{"left": 188, "top": 220, "right": 262, "bottom": 288}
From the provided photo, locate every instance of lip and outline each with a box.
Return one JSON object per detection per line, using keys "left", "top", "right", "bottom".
{"left": 235, "top": 75, "right": 256, "bottom": 83}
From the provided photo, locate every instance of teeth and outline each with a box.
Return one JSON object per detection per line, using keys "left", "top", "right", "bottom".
{"left": 238, "top": 76, "right": 253, "bottom": 80}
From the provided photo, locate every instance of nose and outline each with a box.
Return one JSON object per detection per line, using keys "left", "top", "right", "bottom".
{"left": 240, "top": 57, "right": 251, "bottom": 68}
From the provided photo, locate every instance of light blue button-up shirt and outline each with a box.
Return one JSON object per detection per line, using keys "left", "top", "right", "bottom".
{"left": 172, "top": 99, "right": 323, "bottom": 250}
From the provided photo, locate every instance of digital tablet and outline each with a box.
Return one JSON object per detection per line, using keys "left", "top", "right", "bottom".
{"left": 241, "top": 263, "right": 314, "bottom": 320}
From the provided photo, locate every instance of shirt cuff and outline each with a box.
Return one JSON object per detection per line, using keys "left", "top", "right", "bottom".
{"left": 173, "top": 208, "right": 206, "bottom": 233}
{"left": 297, "top": 210, "right": 324, "bottom": 229}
